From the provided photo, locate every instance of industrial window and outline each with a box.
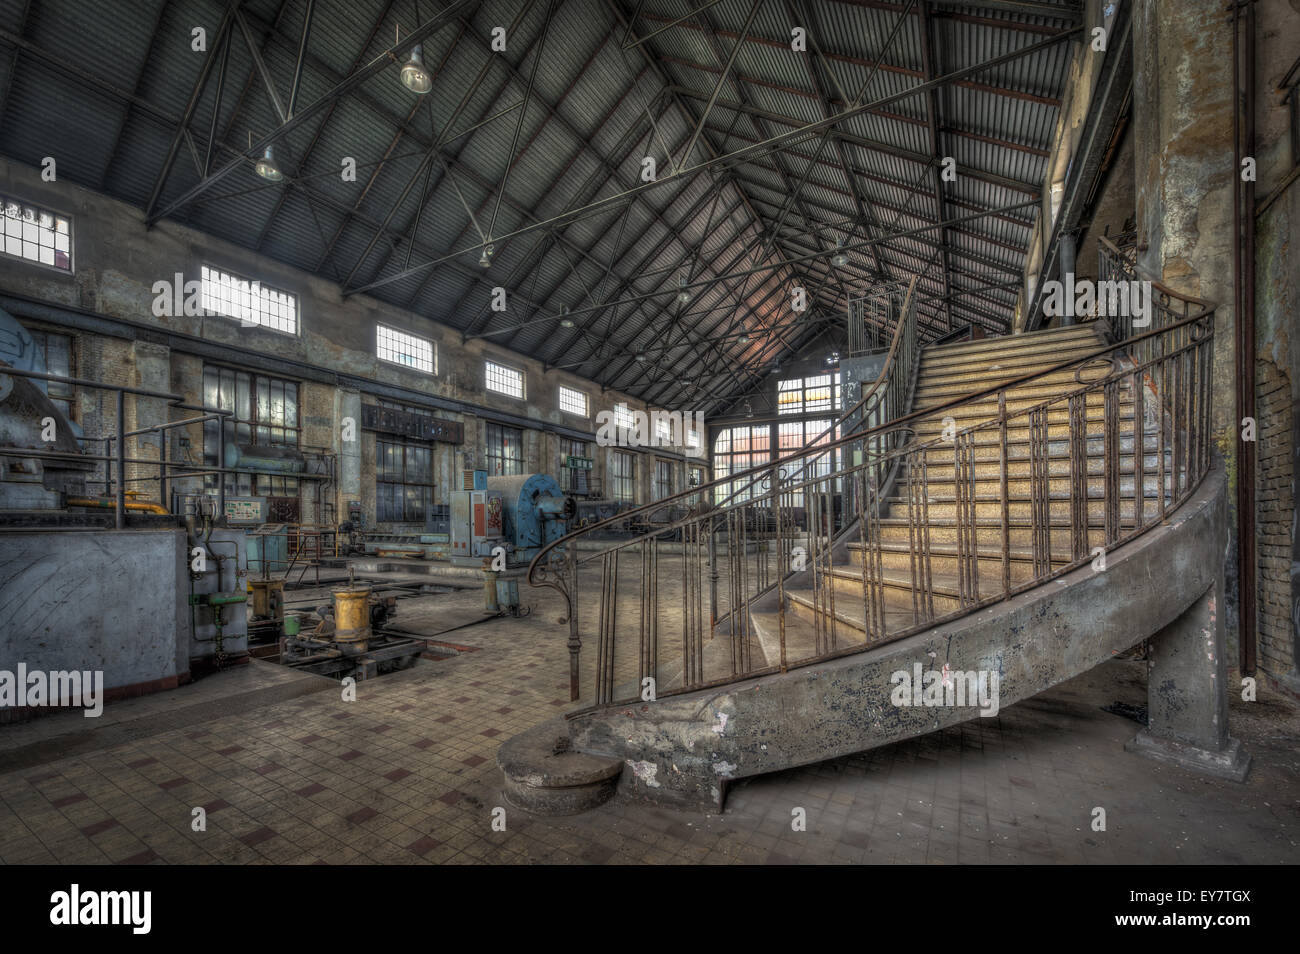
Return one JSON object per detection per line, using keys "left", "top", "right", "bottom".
{"left": 611, "top": 450, "right": 635, "bottom": 503}
{"left": 560, "top": 437, "right": 595, "bottom": 495}
{"left": 24, "top": 328, "right": 74, "bottom": 420}
{"left": 687, "top": 464, "right": 706, "bottom": 508}
{"left": 375, "top": 399, "right": 436, "bottom": 523}
{"left": 777, "top": 419, "right": 835, "bottom": 508}
{"left": 377, "top": 325, "right": 435, "bottom": 374}
{"left": 712, "top": 424, "right": 770, "bottom": 503}
{"left": 201, "top": 265, "right": 298, "bottom": 335}
{"left": 654, "top": 459, "right": 673, "bottom": 501}
{"left": 376, "top": 440, "right": 432, "bottom": 523}
{"left": 202, "top": 366, "right": 300, "bottom": 498}
{"left": 485, "top": 422, "right": 523, "bottom": 476}
{"left": 614, "top": 403, "right": 636, "bottom": 431}
{"left": 558, "top": 385, "right": 588, "bottom": 417}
{"left": 777, "top": 373, "right": 842, "bottom": 415}
{"left": 655, "top": 415, "right": 672, "bottom": 444}
{"left": 1, "top": 194, "right": 71, "bottom": 271}
{"left": 486, "top": 360, "right": 524, "bottom": 399}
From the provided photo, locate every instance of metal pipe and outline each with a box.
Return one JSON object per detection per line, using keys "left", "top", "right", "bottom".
{"left": 115, "top": 391, "right": 125, "bottom": 530}
{"left": 484, "top": 0, "right": 557, "bottom": 245}
{"left": 217, "top": 411, "right": 226, "bottom": 520}
{"left": 67, "top": 497, "right": 169, "bottom": 515}
{"left": 286, "top": 0, "right": 314, "bottom": 120}
{"left": 1235, "top": 0, "right": 1258, "bottom": 674}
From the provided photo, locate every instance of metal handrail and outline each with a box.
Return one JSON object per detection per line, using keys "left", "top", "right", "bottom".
{"left": 531, "top": 246, "right": 1216, "bottom": 709}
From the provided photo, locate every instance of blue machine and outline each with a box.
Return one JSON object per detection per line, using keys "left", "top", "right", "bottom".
{"left": 485, "top": 473, "right": 575, "bottom": 564}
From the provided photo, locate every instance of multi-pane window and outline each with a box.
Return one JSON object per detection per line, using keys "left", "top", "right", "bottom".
{"left": 712, "top": 424, "right": 771, "bottom": 503}
{"left": 377, "top": 325, "right": 435, "bottom": 374}
{"left": 375, "top": 399, "right": 437, "bottom": 523}
{"left": 560, "top": 438, "right": 593, "bottom": 494}
{"left": 485, "top": 422, "right": 523, "bottom": 476}
{"left": 612, "top": 404, "right": 636, "bottom": 432}
{"left": 654, "top": 459, "right": 673, "bottom": 501}
{"left": 2, "top": 195, "right": 71, "bottom": 271}
{"left": 202, "top": 367, "right": 300, "bottom": 497}
{"left": 25, "top": 328, "right": 74, "bottom": 419}
{"left": 777, "top": 419, "right": 835, "bottom": 507}
{"left": 377, "top": 440, "right": 432, "bottom": 523}
{"left": 486, "top": 360, "right": 524, "bottom": 399}
{"left": 611, "top": 450, "right": 635, "bottom": 503}
{"left": 558, "top": 385, "right": 588, "bottom": 417}
{"left": 201, "top": 265, "right": 298, "bottom": 334}
{"left": 777, "top": 373, "right": 842, "bottom": 415}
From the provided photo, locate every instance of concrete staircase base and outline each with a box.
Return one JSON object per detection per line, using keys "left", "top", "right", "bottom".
{"left": 1125, "top": 732, "right": 1252, "bottom": 782}
{"left": 496, "top": 720, "right": 622, "bottom": 815}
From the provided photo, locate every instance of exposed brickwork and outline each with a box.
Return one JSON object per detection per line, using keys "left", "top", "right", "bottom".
{"left": 1255, "top": 359, "right": 1297, "bottom": 684}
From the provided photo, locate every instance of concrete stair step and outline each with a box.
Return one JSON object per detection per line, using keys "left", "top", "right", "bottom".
{"left": 748, "top": 607, "right": 876, "bottom": 665}
{"left": 911, "top": 391, "right": 1136, "bottom": 425}
{"left": 913, "top": 375, "right": 1121, "bottom": 410}
{"left": 920, "top": 433, "right": 1163, "bottom": 462}
{"left": 922, "top": 323, "right": 1101, "bottom": 358}
{"left": 782, "top": 588, "right": 918, "bottom": 639}
{"left": 496, "top": 720, "right": 623, "bottom": 816}
{"left": 868, "top": 516, "right": 1151, "bottom": 548}
{"left": 925, "top": 327, "right": 1107, "bottom": 363}
{"left": 913, "top": 363, "right": 1118, "bottom": 399}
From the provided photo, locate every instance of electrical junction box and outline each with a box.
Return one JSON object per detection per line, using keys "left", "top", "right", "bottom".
{"left": 451, "top": 489, "right": 505, "bottom": 558}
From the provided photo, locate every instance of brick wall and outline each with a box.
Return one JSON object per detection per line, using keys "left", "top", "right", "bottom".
{"left": 1255, "top": 358, "right": 1297, "bottom": 685}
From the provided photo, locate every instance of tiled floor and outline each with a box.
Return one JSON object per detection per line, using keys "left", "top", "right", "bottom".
{"left": 2, "top": 576, "right": 1297, "bottom": 864}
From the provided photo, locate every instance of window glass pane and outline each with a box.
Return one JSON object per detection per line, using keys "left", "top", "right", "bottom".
{"left": 1, "top": 193, "right": 71, "bottom": 271}
{"left": 201, "top": 264, "right": 298, "bottom": 334}
{"left": 378, "top": 325, "right": 435, "bottom": 374}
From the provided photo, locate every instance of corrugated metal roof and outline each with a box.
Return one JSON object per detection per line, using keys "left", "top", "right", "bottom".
{"left": 0, "top": 0, "right": 1077, "bottom": 414}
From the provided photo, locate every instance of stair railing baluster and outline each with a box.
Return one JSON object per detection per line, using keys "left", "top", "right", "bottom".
{"left": 529, "top": 246, "right": 1214, "bottom": 714}
{"left": 999, "top": 390, "right": 1011, "bottom": 598}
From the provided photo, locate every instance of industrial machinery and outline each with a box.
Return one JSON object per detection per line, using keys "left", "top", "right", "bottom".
{"left": 247, "top": 577, "right": 285, "bottom": 642}
{"left": 278, "top": 583, "right": 423, "bottom": 680}
{"left": 572, "top": 499, "right": 641, "bottom": 537}
{"left": 484, "top": 473, "right": 575, "bottom": 564}
{"left": 0, "top": 309, "right": 93, "bottom": 511}
{"left": 450, "top": 483, "right": 505, "bottom": 560}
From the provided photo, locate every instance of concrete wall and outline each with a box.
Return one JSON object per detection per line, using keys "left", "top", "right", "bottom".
{"left": 1130, "top": 0, "right": 1300, "bottom": 692}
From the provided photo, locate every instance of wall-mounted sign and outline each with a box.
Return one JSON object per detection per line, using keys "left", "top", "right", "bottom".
{"left": 362, "top": 404, "right": 464, "bottom": 444}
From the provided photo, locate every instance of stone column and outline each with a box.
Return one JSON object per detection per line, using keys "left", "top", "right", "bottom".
{"left": 336, "top": 388, "right": 361, "bottom": 521}
{"left": 1132, "top": 0, "right": 1241, "bottom": 648}
{"left": 1126, "top": 576, "right": 1251, "bottom": 781}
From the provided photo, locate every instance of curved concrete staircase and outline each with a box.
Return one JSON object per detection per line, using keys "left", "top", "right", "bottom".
{"left": 503, "top": 263, "right": 1247, "bottom": 813}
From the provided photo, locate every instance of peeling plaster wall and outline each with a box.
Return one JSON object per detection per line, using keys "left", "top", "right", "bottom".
{"left": 1132, "top": 0, "right": 1240, "bottom": 653}
{"left": 1132, "top": 0, "right": 1300, "bottom": 689}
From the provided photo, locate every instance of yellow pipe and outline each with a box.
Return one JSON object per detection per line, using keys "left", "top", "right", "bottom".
{"left": 67, "top": 497, "right": 169, "bottom": 515}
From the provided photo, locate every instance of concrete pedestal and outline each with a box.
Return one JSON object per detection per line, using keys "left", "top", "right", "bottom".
{"left": 1125, "top": 583, "right": 1251, "bottom": 782}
